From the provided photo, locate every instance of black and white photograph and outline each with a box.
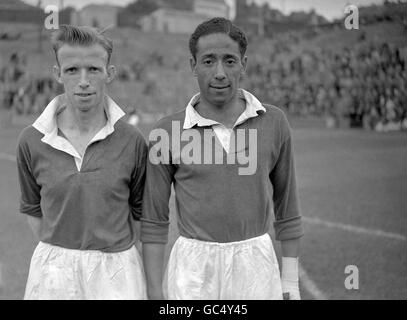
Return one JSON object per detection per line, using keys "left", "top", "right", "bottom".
{"left": 0, "top": 0, "right": 406, "bottom": 304}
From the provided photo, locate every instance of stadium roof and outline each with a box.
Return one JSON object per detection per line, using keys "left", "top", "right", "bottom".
{"left": 81, "top": 4, "right": 122, "bottom": 11}
{"left": 196, "top": 0, "right": 226, "bottom": 4}
{"left": 143, "top": 7, "right": 211, "bottom": 20}
{"left": 0, "top": 0, "right": 35, "bottom": 10}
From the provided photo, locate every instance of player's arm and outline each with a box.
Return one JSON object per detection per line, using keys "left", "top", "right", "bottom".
{"left": 143, "top": 242, "right": 166, "bottom": 300}
{"left": 270, "top": 114, "right": 304, "bottom": 300}
{"left": 281, "top": 238, "right": 301, "bottom": 300}
{"left": 128, "top": 131, "right": 148, "bottom": 250}
{"left": 141, "top": 130, "right": 174, "bottom": 300}
{"left": 16, "top": 130, "right": 43, "bottom": 240}
{"left": 26, "top": 216, "right": 41, "bottom": 240}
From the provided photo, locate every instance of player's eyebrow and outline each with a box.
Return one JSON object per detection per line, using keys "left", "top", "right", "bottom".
{"left": 200, "top": 53, "right": 216, "bottom": 60}
{"left": 62, "top": 64, "right": 78, "bottom": 70}
{"left": 223, "top": 54, "right": 239, "bottom": 60}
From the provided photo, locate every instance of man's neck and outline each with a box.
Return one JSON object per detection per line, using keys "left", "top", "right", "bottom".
{"left": 58, "top": 100, "right": 107, "bottom": 135}
{"left": 195, "top": 95, "right": 246, "bottom": 128}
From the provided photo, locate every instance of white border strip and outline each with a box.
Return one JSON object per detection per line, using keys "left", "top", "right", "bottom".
{"left": 0, "top": 262, "right": 3, "bottom": 289}
{"left": 304, "top": 216, "right": 407, "bottom": 241}
{"left": 299, "top": 263, "right": 328, "bottom": 300}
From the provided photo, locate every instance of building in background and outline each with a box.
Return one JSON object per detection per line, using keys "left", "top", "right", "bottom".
{"left": 194, "top": 0, "right": 229, "bottom": 19}
{"left": 235, "top": 0, "right": 328, "bottom": 37}
{"left": 71, "top": 4, "right": 121, "bottom": 28}
{"left": 141, "top": 0, "right": 230, "bottom": 34}
{"left": 140, "top": 8, "right": 209, "bottom": 34}
{"left": 0, "top": 0, "right": 43, "bottom": 24}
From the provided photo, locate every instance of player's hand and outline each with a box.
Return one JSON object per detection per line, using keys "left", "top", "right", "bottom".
{"left": 282, "top": 278, "right": 301, "bottom": 300}
{"left": 281, "top": 257, "right": 301, "bottom": 300}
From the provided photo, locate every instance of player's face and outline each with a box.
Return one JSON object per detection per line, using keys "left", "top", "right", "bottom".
{"left": 53, "top": 44, "right": 115, "bottom": 113}
{"left": 191, "top": 33, "right": 247, "bottom": 108}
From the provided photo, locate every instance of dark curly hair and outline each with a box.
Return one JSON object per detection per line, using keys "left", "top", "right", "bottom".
{"left": 189, "top": 17, "right": 248, "bottom": 60}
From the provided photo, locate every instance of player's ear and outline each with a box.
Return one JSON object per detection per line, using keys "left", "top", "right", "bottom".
{"left": 190, "top": 56, "right": 197, "bottom": 77}
{"left": 241, "top": 55, "right": 248, "bottom": 76}
{"left": 106, "top": 65, "right": 116, "bottom": 83}
{"left": 53, "top": 65, "right": 62, "bottom": 84}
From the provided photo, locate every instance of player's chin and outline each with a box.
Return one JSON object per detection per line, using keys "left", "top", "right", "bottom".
{"left": 75, "top": 96, "right": 99, "bottom": 109}
{"left": 209, "top": 93, "right": 234, "bottom": 106}
{"left": 75, "top": 100, "right": 97, "bottom": 112}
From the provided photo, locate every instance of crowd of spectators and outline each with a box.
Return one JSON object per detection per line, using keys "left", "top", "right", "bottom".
{"left": 245, "top": 37, "right": 407, "bottom": 131}
{"left": 0, "top": 52, "right": 62, "bottom": 117}
{"left": 2, "top": 36, "right": 407, "bottom": 132}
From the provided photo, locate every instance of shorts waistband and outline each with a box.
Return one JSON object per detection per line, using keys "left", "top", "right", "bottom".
{"left": 177, "top": 233, "right": 271, "bottom": 248}
{"left": 37, "top": 241, "right": 135, "bottom": 255}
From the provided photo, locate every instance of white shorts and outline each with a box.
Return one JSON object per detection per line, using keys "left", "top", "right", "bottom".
{"left": 24, "top": 242, "right": 147, "bottom": 300}
{"left": 164, "top": 233, "right": 283, "bottom": 300}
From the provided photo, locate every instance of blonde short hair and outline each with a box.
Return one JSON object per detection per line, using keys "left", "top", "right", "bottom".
{"left": 51, "top": 25, "right": 113, "bottom": 65}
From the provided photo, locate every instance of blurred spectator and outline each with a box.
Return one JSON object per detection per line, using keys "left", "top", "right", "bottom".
{"left": 0, "top": 52, "right": 29, "bottom": 127}
{"left": 1, "top": 52, "right": 29, "bottom": 111}
{"left": 127, "top": 106, "right": 140, "bottom": 127}
{"left": 0, "top": 52, "right": 63, "bottom": 120}
{"left": 7, "top": 36, "right": 404, "bottom": 133}
{"left": 244, "top": 37, "right": 407, "bottom": 131}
